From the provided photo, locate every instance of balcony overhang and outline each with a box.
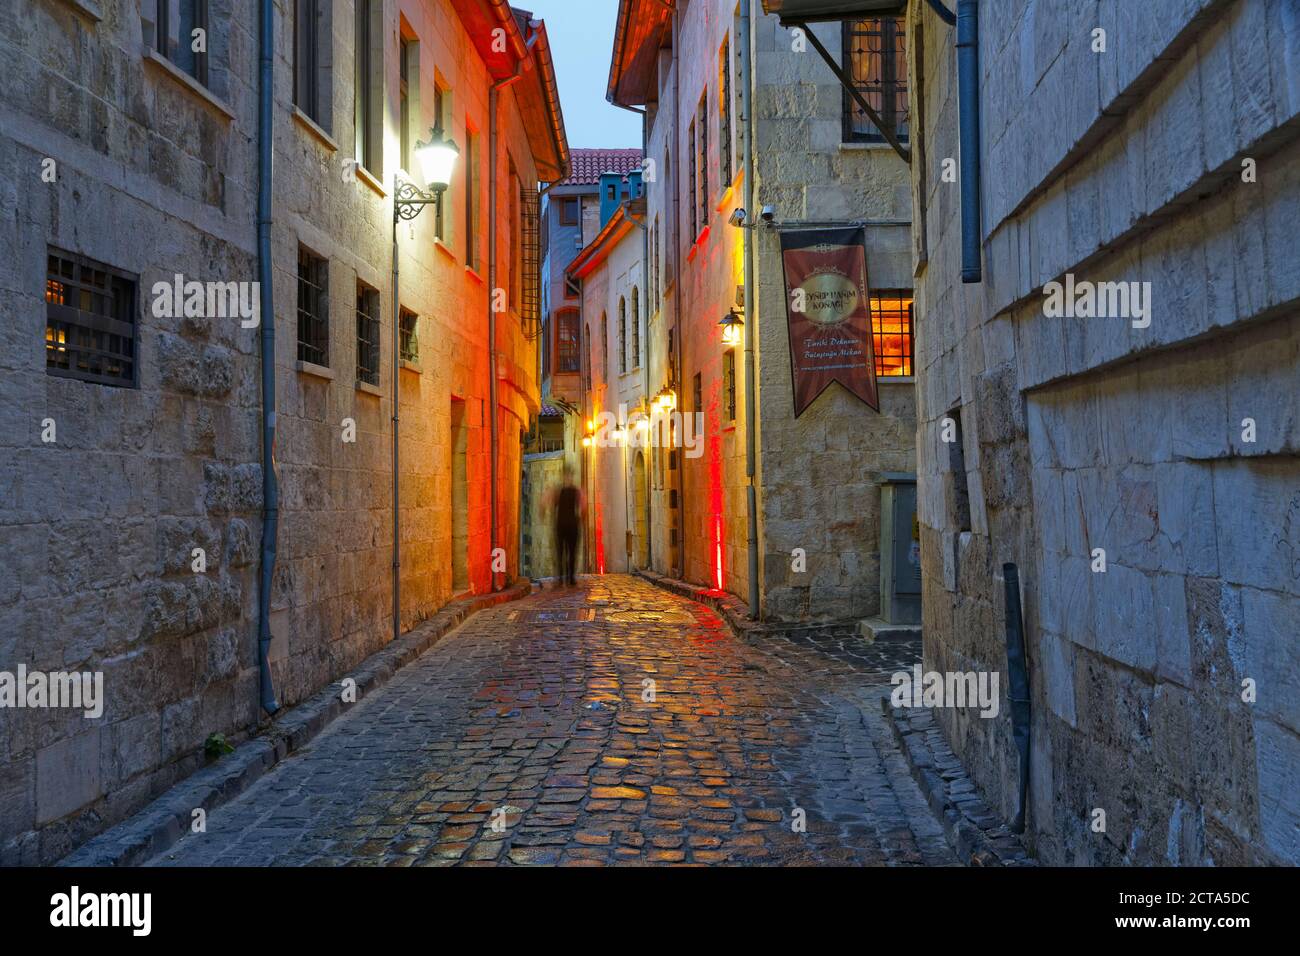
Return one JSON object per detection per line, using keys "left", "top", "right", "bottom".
{"left": 607, "top": 0, "right": 674, "bottom": 107}
{"left": 759, "top": 0, "right": 905, "bottom": 24}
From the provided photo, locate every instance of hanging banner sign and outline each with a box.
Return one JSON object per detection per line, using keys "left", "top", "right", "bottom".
{"left": 779, "top": 227, "right": 879, "bottom": 417}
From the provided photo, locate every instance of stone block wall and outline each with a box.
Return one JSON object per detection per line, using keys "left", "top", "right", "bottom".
{"left": 0, "top": 0, "right": 545, "bottom": 863}
{"left": 912, "top": 0, "right": 1299, "bottom": 865}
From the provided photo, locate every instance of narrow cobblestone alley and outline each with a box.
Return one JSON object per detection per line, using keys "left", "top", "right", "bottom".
{"left": 146, "top": 576, "right": 954, "bottom": 867}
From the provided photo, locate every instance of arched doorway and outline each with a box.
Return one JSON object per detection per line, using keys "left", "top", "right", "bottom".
{"left": 633, "top": 451, "right": 649, "bottom": 569}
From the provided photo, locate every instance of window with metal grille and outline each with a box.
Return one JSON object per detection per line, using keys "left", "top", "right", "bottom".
{"left": 687, "top": 120, "right": 697, "bottom": 239}
{"left": 697, "top": 92, "right": 709, "bottom": 229}
{"left": 601, "top": 313, "right": 609, "bottom": 381}
{"left": 294, "top": 0, "right": 327, "bottom": 129}
{"left": 297, "top": 246, "right": 330, "bottom": 366}
{"left": 399, "top": 307, "right": 419, "bottom": 363}
{"left": 843, "top": 17, "right": 909, "bottom": 144}
{"left": 45, "top": 249, "right": 138, "bottom": 388}
{"left": 630, "top": 287, "right": 640, "bottom": 369}
{"left": 618, "top": 297, "right": 627, "bottom": 375}
{"left": 719, "top": 37, "right": 733, "bottom": 185}
{"left": 871, "top": 294, "right": 914, "bottom": 377}
{"left": 693, "top": 372, "right": 703, "bottom": 418}
{"left": 520, "top": 183, "right": 541, "bottom": 337}
{"left": 557, "top": 310, "right": 580, "bottom": 373}
{"left": 156, "top": 0, "right": 209, "bottom": 86}
{"left": 355, "top": 282, "right": 381, "bottom": 386}
{"left": 723, "top": 349, "right": 736, "bottom": 421}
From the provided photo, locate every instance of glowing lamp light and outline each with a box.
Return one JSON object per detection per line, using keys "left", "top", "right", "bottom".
{"left": 719, "top": 309, "right": 744, "bottom": 347}
{"left": 414, "top": 129, "right": 459, "bottom": 192}
{"left": 581, "top": 436, "right": 593, "bottom": 448}
{"left": 657, "top": 388, "right": 677, "bottom": 411}
{"left": 586, "top": 419, "right": 596, "bottom": 434}
{"left": 635, "top": 417, "right": 650, "bottom": 431}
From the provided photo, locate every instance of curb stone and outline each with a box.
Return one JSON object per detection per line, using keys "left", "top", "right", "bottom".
{"left": 882, "top": 701, "right": 1036, "bottom": 867}
{"left": 59, "top": 581, "right": 533, "bottom": 867}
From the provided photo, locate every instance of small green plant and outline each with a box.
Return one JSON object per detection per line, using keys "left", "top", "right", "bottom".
{"left": 204, "top": 733, "right": 234, "bottom": 759}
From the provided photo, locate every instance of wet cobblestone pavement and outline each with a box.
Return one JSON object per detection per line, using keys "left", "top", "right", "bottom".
{"left": 147, "top": 576, "right": 957, "bottom": 867}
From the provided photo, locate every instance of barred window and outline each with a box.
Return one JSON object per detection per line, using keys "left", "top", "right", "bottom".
{"left": 723, "top": 349, "right": 736, "bottom": 421}
{"left": 557, "top": 309, "right": 580, "bottom": 373}
{"left": 618, "top": 297, "right": 627, "bottom": 375}
{"left": 297, "top": 246, "right": 330, "bottom": 367}
{"left": 355, "top": 282, "right": 380, "bottom": 386}
{"left": 630, "top": 286, "right": 640, "bottom": 369}
{"left": 871, "top": 294, "right": 914, "bottom": 377}
{"left": 399, "top": 307, "right": 419, "bottom": 363}
{"left": 693, "top": 372, "right": 703, "bottom": 416}
{"left": 45, "top": 249, "right": 138, "bottom": 388}
{"left": 843, "top": 17, "right": 909, "bottom": 144}
{"left": 719, "top": 37, "right": 733, "bottom": 185}
{"left": 600, "top": 312, "right": 609, "bottom": 381}
{"left": 687, "top": 120, "right": 697, "bottom": 239}
{"left": 696, "top": 92, "right": 709, "bottom": 229}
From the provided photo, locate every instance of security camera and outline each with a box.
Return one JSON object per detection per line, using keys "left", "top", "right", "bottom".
{"left": 729, "top": 208, "right": 747, "bottom": 228}
{"left": 760, "top": 205, "right": 777, "bottom": 224}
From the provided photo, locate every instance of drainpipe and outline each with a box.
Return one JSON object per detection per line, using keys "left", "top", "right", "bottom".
{"left": 740, "top": 0, "right": 759, "bottom": 618}
{"left": 488, "top": 39, "right": 531, "bottom": 593}
{"left": 957, "top": 0, "right": 982, "bottom": 282}
{"left": 255, "top": 0, "right": 279, "bottom": 714}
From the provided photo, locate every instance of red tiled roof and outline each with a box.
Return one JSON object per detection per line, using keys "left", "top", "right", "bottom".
{"left": 558, "top": 148, "right": 643, "bottom": 186}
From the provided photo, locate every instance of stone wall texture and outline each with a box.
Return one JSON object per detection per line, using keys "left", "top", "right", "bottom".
{"left": 912, "top": 0, "right": 1299, "bottom": 865}
{"left": 0, "top": 0, "right": 546, "bottom": 864}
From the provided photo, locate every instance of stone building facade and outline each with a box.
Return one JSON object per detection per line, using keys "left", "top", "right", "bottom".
{"left": 0, "top": 0, "right": 565, "bottom": 864}
{"left": 609, "top": 0, "right": 917, "bottom": 622}
{"left": 522, "top": 148, "right": 643, "bottom": 581}
{"left": 567, "top": 196, "right": 650, "bottom": 575}
{"left": 910, "top": 0, "right": 1299, "bottom": 865}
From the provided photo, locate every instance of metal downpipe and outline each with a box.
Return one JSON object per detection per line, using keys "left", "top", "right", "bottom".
{"left": 957, "top": 0, "right": 982, "bottom": 282}
{"left": 741, "top": 0, "right": 759, "bottom": 617}
{"left": 255, "top": 0, "right": 278, "bottom": 715}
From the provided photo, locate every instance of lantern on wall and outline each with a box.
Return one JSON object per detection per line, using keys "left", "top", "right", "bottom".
{"left": 718, "top": 309, "right": 744, "bottom": 347}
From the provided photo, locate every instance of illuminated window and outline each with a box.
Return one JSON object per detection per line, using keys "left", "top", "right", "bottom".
{"left": 557, "top": 310, "right": 580, "bottom": 373}
{"left": 45, "top": 249, "right": 137, "bottom": 388}
{"left": 871, "top": 294, "right": 914, "bottom": 377}
{"left": 843, "top": 17, "right": 908, "bottom": 144}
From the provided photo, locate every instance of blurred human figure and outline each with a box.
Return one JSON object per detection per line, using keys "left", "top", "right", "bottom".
{"left": 548, "top": 466, "right": 584, "bottom": 586}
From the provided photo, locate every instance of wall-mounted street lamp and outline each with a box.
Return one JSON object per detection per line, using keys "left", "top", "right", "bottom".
{"left": 390, "top": 128, "right": 458, "bottom": 643}
{"left": 719, "top": 309, "right": 745, "bottom": 348}
{"left": 654, "top": 387, "right": 677, "bottom": 411}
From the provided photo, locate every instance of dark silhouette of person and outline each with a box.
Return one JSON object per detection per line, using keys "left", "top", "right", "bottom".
{"left": 551, "top": 466, "right": 583, "bottom": 586}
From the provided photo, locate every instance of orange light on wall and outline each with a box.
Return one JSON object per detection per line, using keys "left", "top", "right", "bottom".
{"left": 871, "top": 296, "right": 915, "bottom": 377}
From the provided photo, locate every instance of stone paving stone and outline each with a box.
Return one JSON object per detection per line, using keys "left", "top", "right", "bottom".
{"left": 144, "top": 576, "right": 957, "bottom": 867}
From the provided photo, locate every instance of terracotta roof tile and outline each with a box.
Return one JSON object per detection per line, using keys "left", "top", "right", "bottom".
{"left": 559, "top": 148, "right": 643, "bottom": 186}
